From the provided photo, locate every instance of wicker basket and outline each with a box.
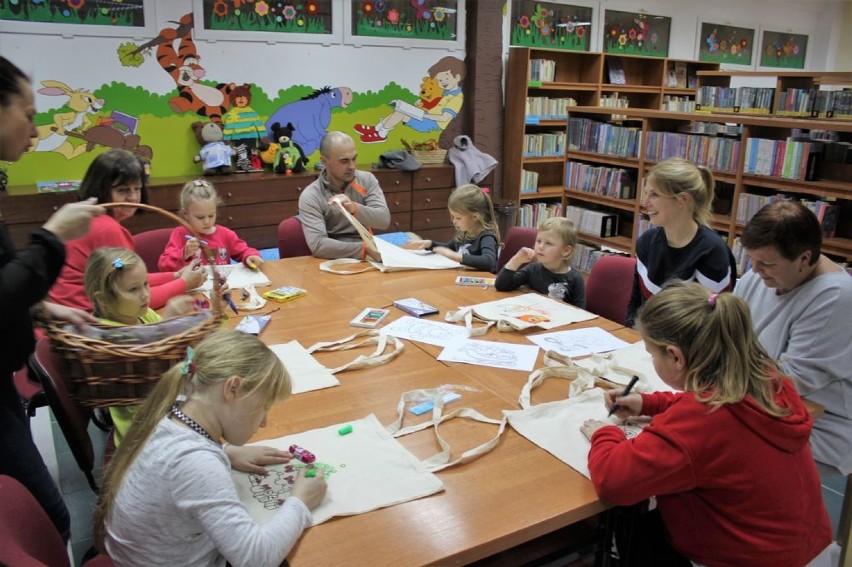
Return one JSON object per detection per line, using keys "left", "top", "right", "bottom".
{"left": 412, "top": 149, "right": 448, "bottom": 165}
{"left": 45, "top": 202, "right": 224, "bottom": 408}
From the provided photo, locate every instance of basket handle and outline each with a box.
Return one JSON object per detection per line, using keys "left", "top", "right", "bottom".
{"left": 100, "top": 202, "right": 224, "bottom": 312}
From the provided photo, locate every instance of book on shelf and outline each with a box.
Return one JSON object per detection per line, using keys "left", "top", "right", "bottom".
{"left": 607, "top": 57, "right": 626, "bottom": 85}
{"left": 565, "top": 205, "right": 619, "bottom": 238}
{"left": 666, "top": 62, "right": 687, "bottom": 88}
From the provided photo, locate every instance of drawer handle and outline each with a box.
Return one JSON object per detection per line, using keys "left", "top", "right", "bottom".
{"left": 394, "top": 200, "right": 400, "bottom": 206}
{"left": 228, "top": 216, "right": 233, "bottom": 221}
{"left": 395, "top": 180, "right": 400, "bottom": 185}
{"left": 426, "top": 218, "right": 432, "bottom": 224}
{"left": 297, "top": 186, "right": 302, "bottom": 192}
{"left": 53, "top": 206, "right": 59, "bottom": 211}
{"left": 425, "top": 198, "right": 432, "bottom": 203}
{"left": 227, "top": 192, "right": 233, "bottom": 198}
{"left": 426, "top": 176, "right": 432, "bottom": 182}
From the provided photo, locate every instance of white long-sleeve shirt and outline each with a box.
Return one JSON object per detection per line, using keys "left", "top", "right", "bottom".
{"left": 735, "top": 267, "right": 852, "bottom": 474}
{"left": 106, "top": 418, "right": 312, "bottom": 567}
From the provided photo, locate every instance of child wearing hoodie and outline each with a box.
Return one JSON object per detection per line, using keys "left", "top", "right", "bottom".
{"left": 580, "top": 282, "right": 832, "bottom": 567}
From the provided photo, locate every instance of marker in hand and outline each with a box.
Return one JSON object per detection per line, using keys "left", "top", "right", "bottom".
{"left": 184, "top": 234, "right": 209, "bottom": 246}
{"left": 607, "top": 375, "right": 640, "bottom": 417}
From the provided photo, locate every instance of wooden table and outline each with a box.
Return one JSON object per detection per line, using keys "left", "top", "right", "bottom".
{"left": 237, "top": 258, "right": 615, "bottom": 566}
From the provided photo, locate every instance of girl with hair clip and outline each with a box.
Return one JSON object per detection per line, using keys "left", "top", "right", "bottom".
{"left": 405, "top": 183, "right": 501, "bottom": 273}
{"left": 49, "top": 148, "right": 206, "bottom": 311}
{"left": 580, "top": 282, "right": 833, "bottom": 567}
{"left": 626, "top": 158, "right": 738, "bottom": 327}
{"left": 158, "top": 179, "right": 263, "bottom": 272}
{"left": 94, "top": 329, "right": 327, "bottom": 567}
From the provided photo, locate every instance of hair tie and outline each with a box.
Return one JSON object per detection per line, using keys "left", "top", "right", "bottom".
{"left": 181, "top": 346, "right": 196, "bottom": 376}
{"left": 481, "top": 187, "right": 490, "bottom": 194}
{"left": 192, "top": 179, "right": 211, "bottom": 187}
{"left": 112, "top": 258, "right": 124, "bottom": 270}
{"left": 708, "top": 293, "right": 718, "bottom": 308}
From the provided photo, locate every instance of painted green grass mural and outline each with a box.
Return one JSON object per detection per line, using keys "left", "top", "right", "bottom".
{"left": 510, "top": 2, "right": 591, "bottom": 52}
{"left": 0, "top": 0, "right": 146, "bottom": 26}
{"left": 202, "top": 0, "right": 331, "bottom": 34}
{"left": 352, "top": 0, "right": 458, "bottom": 41}
{"left": 3, "top": 81, "right": 435, "bottom": 192}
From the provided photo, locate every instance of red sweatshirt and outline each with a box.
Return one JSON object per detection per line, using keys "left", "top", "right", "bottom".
{"left": 588, "top": 376, "right": 831, "bottom": 567}
{"left": 48, "top": 214, "right": 188, "bottom": 311}
{"left": 157, "top": 224, "right": 259, "bottom": 272}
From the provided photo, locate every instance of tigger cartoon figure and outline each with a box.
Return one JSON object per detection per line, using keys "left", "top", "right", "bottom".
{"left": 155, "top": 14, "right": 234, "bottom": 123}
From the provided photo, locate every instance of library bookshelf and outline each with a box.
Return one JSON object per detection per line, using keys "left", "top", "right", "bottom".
{"left": 561, "top": 106, "right": 852, "bottom": 269}
{"left": 502, "top": 46, "right": 719, "bottom": 224}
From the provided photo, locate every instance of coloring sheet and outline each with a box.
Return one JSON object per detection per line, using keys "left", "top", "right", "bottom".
{"left": 467, "top": 293, "right": 597, "bottom": 330}
{"left": 268, "top": 341, "right": 339, "bottom": 394}
{"left": 504, "top": 388, "right": 646, "bottom": 479}
{"left": 438, "top": 338, "right": 540, "bottom": 371}
{"left": 231, "top": 415, "right": 444, "bottom": 525}
{"left": 527, "top": 327, "right": 631, "bottom": 358}
{"left": 575, "top": 341, "right": 676, "bottom": 392}
{"left": 380, "top": 316, "right": 471, "bottom": 347}
{"left": 189, "top": 263, "right": 271, "bottom": 293}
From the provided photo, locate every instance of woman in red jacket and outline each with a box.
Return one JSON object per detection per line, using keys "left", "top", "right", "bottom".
{"left": 581, "top": 282, "right": 832, "bottom": 567}
{"left": 48, "top": 149, "right": 205, "bottom": 311}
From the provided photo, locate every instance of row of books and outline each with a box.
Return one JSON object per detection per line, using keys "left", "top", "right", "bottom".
{"left": 661, "top": 95, "right": 697, "bottom": 113}
{"left": 525, "top": 96, "right": 577, "bottom": 120}
{"left": 565, "top": 205, "right": 619, "bottom": 238}
{"left": 644, "top": 131, "right": 741, "bottom": 173}
{"left": 676, "top": 122, "right": 741, "bottom": 136}
{"left": 519, "top": 169, "right": 540, "bottom": 194}
{"left": 743, "top": 137, "right": 820, "bottom": 180}
{"left": 570, "top": 244, "right": 627, "bottom": 274}
{"left": 523, "top": 131, "right": 565, "bottom": 157}
{"left": 528, "top": 58, "right": 556, "bottom": 83}
{"left": 566, "top": 117, "right": 641, "bottom": 158}
{"left": 730, "top": 237, "right": 751, "bottom": 277}
{"left": 517, "top": 201, "right": 563, "bottom": 228}
{"left": 564, "top": 162, "right": 635, "bottom": 199}
{"left": 696, "top": 86, "right": 774, "bottom": 114}
{"left": 812, "top": 89, "right": 852, "bottom": 118}
{"left": 736, "top": 193, "right": 839, "bottom": 236}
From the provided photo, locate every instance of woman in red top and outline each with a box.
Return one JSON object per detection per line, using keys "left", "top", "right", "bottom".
{"left": 581, "top": 282, "right": 832, "bottom": 567}
{"left": 49, "top": 149, "right": 205, "bottom": 311}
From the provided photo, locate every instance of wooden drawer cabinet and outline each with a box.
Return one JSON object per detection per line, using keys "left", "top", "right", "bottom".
{"left": 1, "top": 166, "right": 454, "bottom": 252}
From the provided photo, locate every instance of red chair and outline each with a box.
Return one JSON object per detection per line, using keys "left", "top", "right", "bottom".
{"left": 29, "top": 338, "right": 111, "bottom": 493}
{"left": 0, "top": 475, "right": 114, "bottom": 566}
{"left": 585, "top": 255, "right": 637, "bottom": 326}
{"left": 497, "top": 226, "right": 537, "bottom": 271}
{"left": 277, "top": 216, "right": 311, "bottom": 259}
{"left": 132, "top": 227, "right": 173, "bottom": 273}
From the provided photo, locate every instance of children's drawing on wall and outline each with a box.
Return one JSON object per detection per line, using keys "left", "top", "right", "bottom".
{"left": 351, "top": 0, "right": 459, "bottom": 41}
{"left": 199, "top": 0, "right": 333, "bottom": 34}
{"left": 698, "top": 22, "right": 755, "bottom": 67}
{"left": 353, "top": 56, "right": 465, "bottom": 145}
{"left": 265, "top": 86, "right": 354, "bottom": 156}
{"left": 603, "top": 10, "right": 671, "bottom": 58}
{"left": 119, "top": 14, "right": 235, "bottom": 123}
{"left": 0, "top": 0, "right": 146, "bottom": 27}
{"left": 510, "top": 2, "right": 592, "bottom": 52}
{"left": 759, "top": 30, "right": 808, "bottom": 69}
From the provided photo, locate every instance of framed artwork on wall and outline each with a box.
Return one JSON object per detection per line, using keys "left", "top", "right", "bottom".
{"left": 759, "top": 29, "right": 809, "bottom": 69}
{"left": 0, "top": 0, "right": 157, "bottom": 37}
{"left": 696, "top": 21, "right": 756, "bottom": 69}
{"left": 509, "top": 1, "right": 595, "bottom": 52}
{"left": 193, "top": 0, "right": 342, "bottom": 44}
{"left": 343, "top": 0, "right": 465, "bottom": 50}
{"left": 602, "top": 9, "right": 670, "bottom": 58}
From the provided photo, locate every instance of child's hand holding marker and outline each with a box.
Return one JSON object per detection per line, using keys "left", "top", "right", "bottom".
{"left": 245, "top": 255, "right": 263, "bottom": 271}
{"left": 579, "top": 376, "right": 641, "bottom": 441}
{"left": 183, "top": 234, "right": 208, "bottom": 260}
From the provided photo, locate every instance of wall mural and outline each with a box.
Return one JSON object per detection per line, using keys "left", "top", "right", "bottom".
{"left": 5, "top": 11, "right": 462, "bottom": 190}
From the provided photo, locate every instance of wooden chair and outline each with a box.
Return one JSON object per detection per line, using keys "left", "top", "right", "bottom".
{"left": 132, "top": 227, "right": 173, "bottom": 273}
{"left": 28, "top": 337, "right": 108, "bottom": 493}
{"left": 497, "top": 226, "right": 537, "bottom": 271}
{"left": 277, "top": 216, "right": 311, "bottom": 259}
{"left": 585, "top": 255, "right": 637, "bottom": 327}
{"left": 0, "top": 475, "right": 114, "bottom": 566}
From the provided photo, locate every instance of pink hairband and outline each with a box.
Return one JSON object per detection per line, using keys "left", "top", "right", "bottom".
{"left": 708, "top": 293, "right": 718, "bottom": 308}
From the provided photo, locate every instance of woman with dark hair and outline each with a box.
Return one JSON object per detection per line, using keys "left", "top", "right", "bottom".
{"left": 735, "top": 200, "right": 852, "bottom": 474}
{"left": 0, "top": 55, "right": 104, "bottom": 540}
{"left": 48, "top": 148, "right": 206, "bottom": 311}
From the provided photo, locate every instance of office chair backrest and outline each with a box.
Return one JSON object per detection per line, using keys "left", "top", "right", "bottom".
{"left": 0, "top": 474, "right": 71, "bottom": 567}
{"left": 277, "top": 216, "right": 312, "bottom": 259}
{"left": 30, "top": 337, "right": 99, "bottom": 493}
{"left": 497, "top": 226, "right": 537, "bottom": 271}
{"left": 132, "top": 228, "right": 173, "bottom": 273}
{"left": 585, "top": 255, "right": 637, "bottom": 326}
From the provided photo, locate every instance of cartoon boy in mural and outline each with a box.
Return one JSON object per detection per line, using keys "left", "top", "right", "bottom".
{"left": 223, "top": 84, "right": 265, "bottom": 172}
{"left": 354, "top": 56, "right": 465, "bottom": 144}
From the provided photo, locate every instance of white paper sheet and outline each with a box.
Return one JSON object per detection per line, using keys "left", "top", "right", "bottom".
{"left": 371, "top": 238, "right": 461, "bottom": 270}
{"left": 268, "top": 341, "right": 339, "bottom": 394}
{"left": 380, "top": 316, "right": 471, "bottom": 347}
{"left": 527, "top": 327, "right": 631, "bottom": 358}
{"left": 438, "top": 338, "right": 540, "bottom": 371}
{"left": 231, "top": 415, "right": 444, "bottom": 526}
{"left": 189, "top": 263, "right": 271, "bottom": 293}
